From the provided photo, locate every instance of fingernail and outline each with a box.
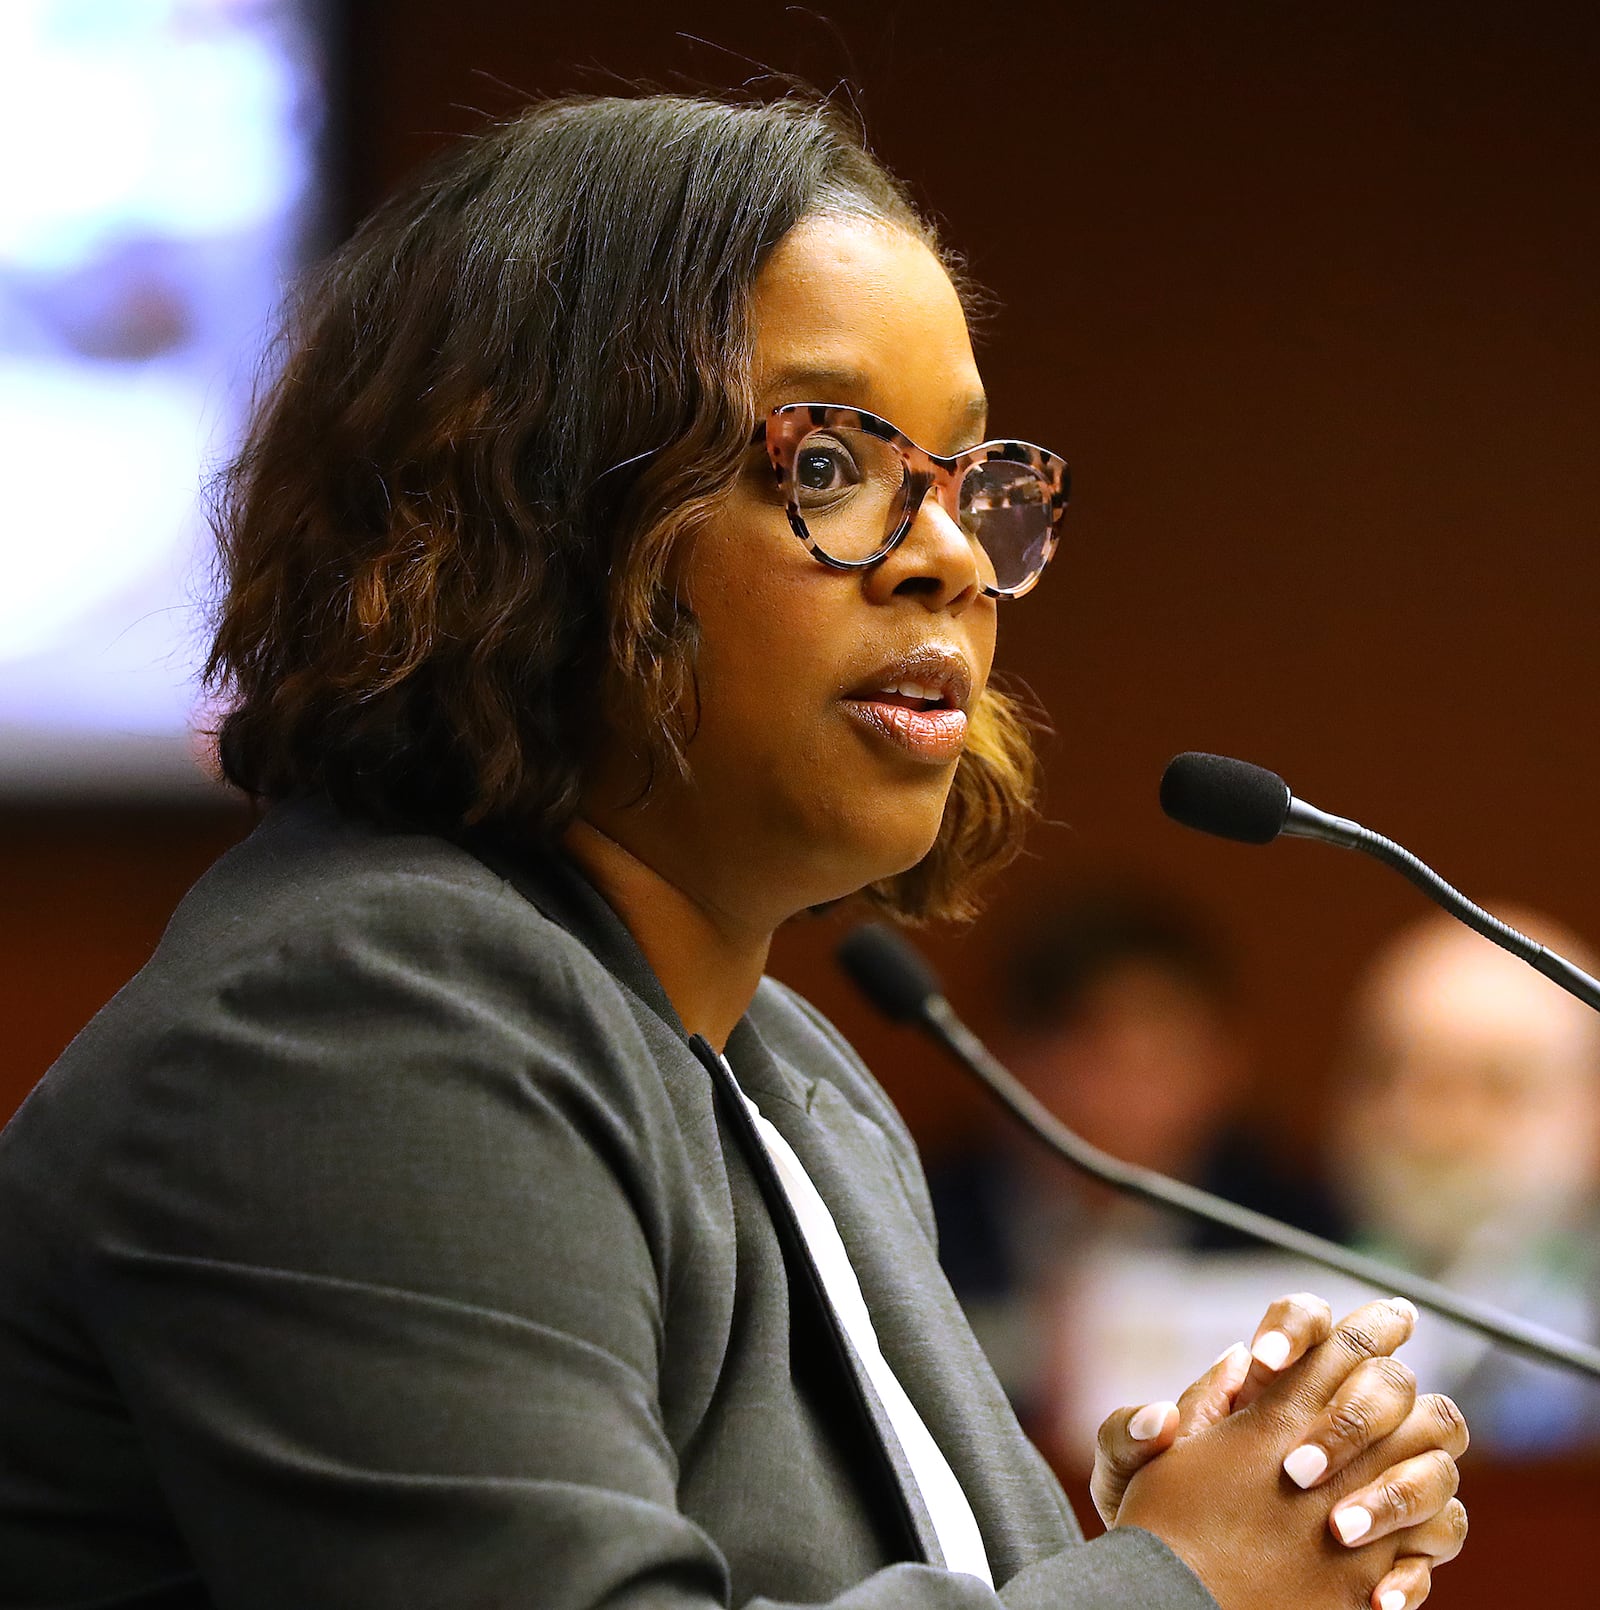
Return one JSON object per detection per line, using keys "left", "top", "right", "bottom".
{"left": 1334, "top": 1504, "right": 1373, "bottom": 1544}
{"left": 1129, "top": 1401, "right": 1176, "bottom": 1440}
{"left": 1389, "top": 1297, "right": 1419, "bottom": 1323}
{"left": 1379, "top": 1591, "right": 1406, "bottom": 1610}
{"left": 1282, "top": 1443, "right": 1328, "bottom": 1489}
{"left": 1252, "top": 1329, "right": 1292, "bottom": 1370}
{"left": 1212, "top": 1341, "right": 1248, "bottom": 1369}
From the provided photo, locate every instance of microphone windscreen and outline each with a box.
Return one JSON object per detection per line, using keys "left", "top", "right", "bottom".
{"left": 837, "top": 923, "right": 943, "bottom": 1022}
{"left": 1160, "top": 752, "right": 1291, "bottom": 844}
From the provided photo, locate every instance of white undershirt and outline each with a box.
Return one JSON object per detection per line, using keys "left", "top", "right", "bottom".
{"left": 728, "top": 1068, "right": 993, "bottom": 1585}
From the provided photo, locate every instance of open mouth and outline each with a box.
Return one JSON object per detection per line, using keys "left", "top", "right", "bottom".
{"left": 841, "top": 656, "right": 973, "bottom": 764}
{"left": 868, "top": 679, "right": 958, "bottom": 714}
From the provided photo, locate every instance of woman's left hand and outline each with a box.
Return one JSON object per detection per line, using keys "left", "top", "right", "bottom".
{"left": 1090, "top": 1333, "right": 1253, "bottom": 1526}
{"left": 1091, "top": 1289, "right": 1334, "bottom": 1526}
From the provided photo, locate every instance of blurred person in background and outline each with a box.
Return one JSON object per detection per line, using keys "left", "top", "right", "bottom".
{"left": 933, "top": 887, "right": 1347, "bottom": 1439}
{"left": 1331, "top": 908, "right": 1600, "bottom": 1457}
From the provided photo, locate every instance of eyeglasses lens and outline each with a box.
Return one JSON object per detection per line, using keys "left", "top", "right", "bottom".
{"left": 791, "top": 425, "right": 1051, "bottom": 591}
{"left": 791, "top": 427, "right": 910, "bottom": 563}
{"left": 958, "top": 459, "right": 1054, "bottom": 593}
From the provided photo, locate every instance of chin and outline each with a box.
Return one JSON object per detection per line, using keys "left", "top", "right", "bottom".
{"left": 778, "top": 772, "right": 953, "bottom": 911}
{"left": 833, "top": 818, "right": 946, "bottom": 904}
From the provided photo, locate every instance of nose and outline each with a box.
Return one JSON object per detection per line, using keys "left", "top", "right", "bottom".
{"left": 862, "top": 486, "right": 985, "bottom": 612}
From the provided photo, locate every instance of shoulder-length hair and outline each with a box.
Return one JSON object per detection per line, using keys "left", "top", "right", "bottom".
{"left": 205, "top": 93, "right": 1037, "bottom": 922}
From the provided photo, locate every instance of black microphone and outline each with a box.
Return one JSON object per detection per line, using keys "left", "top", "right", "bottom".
{"left": 1159, "top": 751, "right": 1600, "bottom": 1014}
{"left": 837, "top": 920, "right": 1600, "bottom": 1380}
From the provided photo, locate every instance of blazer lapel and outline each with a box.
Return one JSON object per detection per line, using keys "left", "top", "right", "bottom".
{"left": 731, "top": 1021, "right": 1077, "bottom": 1585}
{"left": 688, "top": 1032, "right": 942, "bottom": 1571}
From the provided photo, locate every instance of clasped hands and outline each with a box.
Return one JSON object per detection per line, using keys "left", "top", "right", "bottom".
{"left": 1091, "top": 1294, "right": 1469, "bottom": 1610}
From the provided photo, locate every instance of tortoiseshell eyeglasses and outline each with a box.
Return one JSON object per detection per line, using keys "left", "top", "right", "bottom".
{"left": 750, "top": 402, "right": 1070, "bottom": 600}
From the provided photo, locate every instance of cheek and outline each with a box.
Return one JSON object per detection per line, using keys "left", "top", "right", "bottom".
{"left": 683, "top": 546, "right": 840, "bottom": 760}
{"left": 973, "top": 603, "right": 998, "bottom": 682}
{"left": 691, "top": 546, "right": 821, "bottom": 673}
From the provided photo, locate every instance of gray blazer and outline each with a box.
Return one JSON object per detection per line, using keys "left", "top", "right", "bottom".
{"left": 0, "top": 800, "right": 1215, "bottom": 1609}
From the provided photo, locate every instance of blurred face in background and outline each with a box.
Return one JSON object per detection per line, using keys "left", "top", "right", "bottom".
{"left": 1333, "top": 912, "right": 1600, "bottom": 1271}
{"left": 1016, "top": 959, "right": 1246, "bottom": 1181}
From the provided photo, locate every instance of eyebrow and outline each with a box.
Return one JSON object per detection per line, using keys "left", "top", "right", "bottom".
{"left": 764, "top": 364, "right": 990, "bottom": 447}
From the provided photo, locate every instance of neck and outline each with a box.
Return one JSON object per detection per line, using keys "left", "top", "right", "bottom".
{"left": 562, "top": 816, "right": 771, "bottom": 1052}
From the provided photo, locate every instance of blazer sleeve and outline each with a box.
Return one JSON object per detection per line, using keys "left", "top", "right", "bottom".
{"left": 64, "top": 875, "right": 1212, "bottom": 1610}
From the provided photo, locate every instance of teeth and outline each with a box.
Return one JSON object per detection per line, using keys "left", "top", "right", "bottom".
{"left": 881, "top": 680, "right": 945, "bottom": 702}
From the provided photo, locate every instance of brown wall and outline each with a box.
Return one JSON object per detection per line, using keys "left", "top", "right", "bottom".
{"left": 4, "top": 5, "right": 1598, "bottom": 1599}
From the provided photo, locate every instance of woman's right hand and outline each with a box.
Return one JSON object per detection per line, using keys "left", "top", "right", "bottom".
{"left": 1109, "top": 1298, "right": 1469, "bottom": 1610}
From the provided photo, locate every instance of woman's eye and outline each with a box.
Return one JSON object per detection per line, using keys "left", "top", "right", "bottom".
{"left": 794, "top": 439, "right": 858, "bottom": 496}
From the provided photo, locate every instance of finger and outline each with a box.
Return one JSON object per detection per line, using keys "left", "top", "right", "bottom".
{"left": 1327, "top": 1451, "right": 1460, "bottom": 1550}
{"left": 1175, "top": 1342, "right": 1253, "bottom": 1434}
{"left": 1281, "top": 1354, "right": 1417, "bottom": 1489}
{"left": 1384, "top": 1499, "right": 1470, "bottom": 1567}
{"left": 1230, "top": 1291, "right": 1333, "bottom": 1409}
{"left": 1256, "top": 1295, "right": 1419, "bottom": 1418}
{"left": 1090, "top": 1400, "right": 1179, "bottom": 1525}
{"left": 1370, "top": 1556, "right": 1433, "bottom": 1610}
{"left": 1334, "top": 1392, "right": 1469, "bottom": 1492}
{"left": 1411, "top": 1392, "right": 1471, "bottom": 1462}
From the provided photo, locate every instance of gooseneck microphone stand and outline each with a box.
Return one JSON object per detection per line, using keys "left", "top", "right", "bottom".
{"left": 837, "top": 921, "right": 1600, "bottom": 1383}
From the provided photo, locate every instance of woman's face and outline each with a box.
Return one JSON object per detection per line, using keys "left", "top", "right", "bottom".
{"left": 590, "top": 212, "right": 997, "bottom": 932}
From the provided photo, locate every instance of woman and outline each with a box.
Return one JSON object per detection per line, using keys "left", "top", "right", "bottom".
{"left": 0, "top": 95, "right": 1466, "bottom": 1609}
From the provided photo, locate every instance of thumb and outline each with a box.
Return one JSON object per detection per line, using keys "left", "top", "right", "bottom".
{"left": 1176, "top": 1341, "right": 1253, "bottom": 1434}
{"left": 1091, "top": 1399, "right": 1177, "bottom": 1527}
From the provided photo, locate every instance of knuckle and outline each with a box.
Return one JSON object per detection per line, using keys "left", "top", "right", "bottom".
{"left": 1376, "top": 1474, "right": 1415, "bottom": 1519}
{"left": 1420, "top": 1393, "right": 1469, "bottom": 1453}
{"left": 1437, "top": 1394, "right": 1469, "bottom": 1453}
{"left": 1371, "top": 1355, "right": 1417, "bottom": 1399}
{"left": 1333, "top": 1318, "right": 1384, "bottom": 1362}
{"left": 1417, "top": 1499, "right": 1470, "bottom": 1564}
{"left": 1325, "top": 1396, "right": 1378, "bottom": 1447}
{"left": 1447, "top": 1498, "right": 1469, "bottom": 1546}
{"left": 1270, "top": 1290, "right": 1333, "bottom": 1338}
{"left": 1428, "top": 1448, "right": 1461, "bottom": 1498}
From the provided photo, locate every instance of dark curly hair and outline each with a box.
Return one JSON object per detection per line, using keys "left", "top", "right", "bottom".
{"left": 204, "top": 92, "right": 1038, "bottom": 922}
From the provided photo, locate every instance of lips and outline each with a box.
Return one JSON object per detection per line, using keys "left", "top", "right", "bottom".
{"left": 841, "top": 646, "right": 975, "bottom": 765}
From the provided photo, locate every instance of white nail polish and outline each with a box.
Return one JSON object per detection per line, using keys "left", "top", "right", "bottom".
{"left": 1129, "top": 1401, "right": 1175, "bottom": 1440}
{"left": 1252, "top": 1329, "right": 1292, "bottom": 1370}
{"left": 1334, "top": 1504, "right": 1373, "bottom": 1544}
{"left": 1212, "top": 1342, "right": 1244, "bottom": 1368}
{"left": 1389, "top": 1297, "right": 1419, "bottom": 1323}
{"left": 1282, "top": 1444, "right": 1328, "bottom": 1489}
{"left": 1379, "top": 1591, "right": 1407, "bottom": 1610}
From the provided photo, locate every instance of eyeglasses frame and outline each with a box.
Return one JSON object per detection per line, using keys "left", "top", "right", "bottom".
{"left": 750, "top": 402, "right": 1070, "bottom": 600}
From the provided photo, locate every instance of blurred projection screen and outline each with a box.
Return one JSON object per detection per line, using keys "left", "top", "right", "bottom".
{"left": 0, "top": 0, "right": 329, "bottom": 795}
